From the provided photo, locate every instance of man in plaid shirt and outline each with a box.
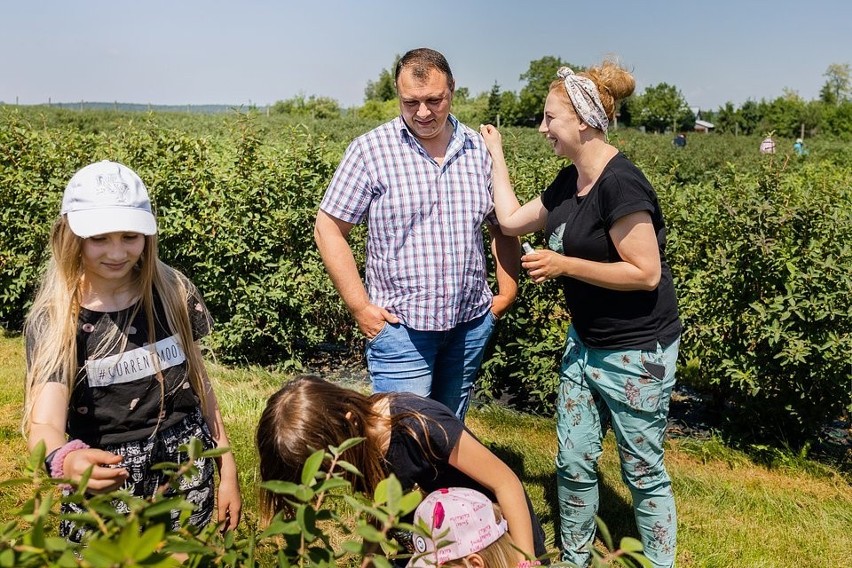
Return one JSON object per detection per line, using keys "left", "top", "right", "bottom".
{"left": 315, "top": 48, "right": 520, "bottom": 421}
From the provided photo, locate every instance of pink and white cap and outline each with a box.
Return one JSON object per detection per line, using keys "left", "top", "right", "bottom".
{"left": 407, "top": 487, "right": 508, "bottom": 567}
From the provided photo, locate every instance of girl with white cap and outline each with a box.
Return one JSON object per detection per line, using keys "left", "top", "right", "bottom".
{"left": 23, "top": 160, "right": 241, "bottom": 542}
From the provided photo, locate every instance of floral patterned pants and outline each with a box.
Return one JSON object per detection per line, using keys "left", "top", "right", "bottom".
{"left": 556, "top": 327, "right": 679, "bottom": 568}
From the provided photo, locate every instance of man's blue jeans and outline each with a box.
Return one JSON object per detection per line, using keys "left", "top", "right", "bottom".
{"left": 366, "top": 311, "right": 497, "bottom": 421}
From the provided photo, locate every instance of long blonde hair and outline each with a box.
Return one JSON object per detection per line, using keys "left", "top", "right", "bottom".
{"left": 22, "top": 216, "right": 209, "bottom": 434}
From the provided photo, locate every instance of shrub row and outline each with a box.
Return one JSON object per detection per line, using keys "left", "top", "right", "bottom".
{"left": 2, "top": 107, "right": 849, "bottom": 443}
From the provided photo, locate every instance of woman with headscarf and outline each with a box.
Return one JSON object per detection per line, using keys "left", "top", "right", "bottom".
{"left": 480, "top": 59, "right": 682, "bottom": 568}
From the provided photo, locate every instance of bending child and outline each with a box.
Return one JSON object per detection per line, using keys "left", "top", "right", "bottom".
{"left": 23, "top": 160, "right": 241, "bottom": 542}
{"left": 256, "top": 375, "right": 548, "bottom": 565}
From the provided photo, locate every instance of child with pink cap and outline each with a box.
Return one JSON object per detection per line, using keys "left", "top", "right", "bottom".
{"left": 408, "top": 487, "right": 541, "bottom": 567}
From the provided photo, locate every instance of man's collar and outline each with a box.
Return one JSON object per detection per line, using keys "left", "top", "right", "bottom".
{"left": 397, "top": 114, "right": 461, "bottom": 143}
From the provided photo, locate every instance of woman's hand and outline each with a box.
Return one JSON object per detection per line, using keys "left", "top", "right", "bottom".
{"left": 522, "top": 248, "right": 568, "bottom": 284}
{"left": 479, "top": 124, "right": 504, "bottom": 157}
{"left": 63, "top": 448, "right": 129, "bottom": 493}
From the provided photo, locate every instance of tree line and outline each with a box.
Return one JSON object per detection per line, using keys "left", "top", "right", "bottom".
{"left": 270, "top": 57, "right": 852, "bottom": 139}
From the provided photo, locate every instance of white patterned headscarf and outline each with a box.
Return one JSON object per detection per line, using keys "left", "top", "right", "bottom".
{"left": 557, "top": 66, "right": 609, "bottom": 133}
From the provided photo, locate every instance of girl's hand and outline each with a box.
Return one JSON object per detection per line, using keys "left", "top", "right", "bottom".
{"left": 217, "top": 477, "right": 242, "bottom": 531}
{"left": 63, "top": 448, "right": 129, "bottom": 493}
{"left": 522, "top": 249, "right": 567, "bottom": 284}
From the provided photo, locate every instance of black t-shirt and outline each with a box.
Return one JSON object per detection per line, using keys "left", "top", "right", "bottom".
{"left": 386, "top": 394, "right": 547, "bottom": 559}
{"left": 34, "top": 286, "right": 212, "bottom": 446}
{"left": 541, "top": 153, "right": 682, "bottom": 349}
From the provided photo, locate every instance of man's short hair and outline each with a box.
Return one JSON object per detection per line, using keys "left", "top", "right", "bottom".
{"left": 394, "top": 48, "right": 455, "bottom": 92}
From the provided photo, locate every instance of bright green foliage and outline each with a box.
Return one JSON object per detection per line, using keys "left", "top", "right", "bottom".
{"left": 517, "top": 56, "right": 581, "bottom": 125}
{"left": 1, "top": 439, "right": 647, "bottom": 567}
{"left": 0, "top": 439, "right": 417, "bottom": 567}
{"left": 0, "top": 108, "right": 346, "bottom": 366}
{"left": 270, "top": 96, "right": 342, "bottom": 120}
{"left": 628, "top": 83, "right": 693, "bottom": 133}
{"left": 820, "top": 63, "right": 851, "bottom": 105}
{"left": 486, "top": 82, "right": 502, "bottom": 125}
{"left": 658, "top": 150, "right": 852, "bottom": 443}
{"left": 364, "top": 57, "right": 399, "bottom": 103}
{"left": 2, "top": 109, "right": 851, "bottom": 446}
{"left": 822, "top": 100, "right": 852, "bottom": 137}
{"left": 355, "top": 99, "right": 399, "bottom": 122}
{"left": 0, "top": 439, "right": 247, "bottom": 566}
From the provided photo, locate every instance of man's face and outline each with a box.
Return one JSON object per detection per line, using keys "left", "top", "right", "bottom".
{"left": 396, "top": 67, "right": 453, "bottom": 141}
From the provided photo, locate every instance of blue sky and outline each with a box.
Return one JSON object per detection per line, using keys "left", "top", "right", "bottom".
{"left": 2, "top": 0, "right": 850, "bottom": 112}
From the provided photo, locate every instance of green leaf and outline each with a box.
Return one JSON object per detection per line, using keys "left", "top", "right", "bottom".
{"left": 594, "top": 516, "right": 614, "bottom": 550}
{"left": 301, "top": 449, "right": 324, "bottom": 486}
{"left": 260, "top": 480, "right": 302, "bottom": 496}
{"left": 141, "top": 497, "right": 195, "bottom": 518}
{"left": 84, "top": 539, "right": 127, "bottom": 564}
{"left": 356, "top": 524, "right": 385, "bottom": 542}
{"left": 619, "top": 536, "right": 644, "bottom": 553}
{"left": 335, "top": 460, "right": 363, "bottom": 477}
{"left": 296, "top": 505, "right": 318, "bottom": 540}
{"left": 314, "top": 477, "right": 350, "bottom": 494}
{"left": 332, "top": 437, "right": 365, "bottom": 455}
{"left": 624, "top": 550, "right": 654, "bottom": 568}
{"left": 375, "top": 475, "right": 402, "bottom": 506}
{"left": 397, "top": 491, "right": 423, "bottom": 516}
{"left": 180, "top": 436, "right": 204, "bottom": 460}
{"left": 28, "top": 440, "right": 47, "bottom": 473}
{"left": 133, "top": 524, "right": 166, "bottom": 560}
{"left": 117, "top": 519, "right": 140, "bottom": 554}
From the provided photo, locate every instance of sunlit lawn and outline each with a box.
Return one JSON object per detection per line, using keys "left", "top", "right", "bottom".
{"left": 1, "top": 333, "right": 849, "bottom": 567}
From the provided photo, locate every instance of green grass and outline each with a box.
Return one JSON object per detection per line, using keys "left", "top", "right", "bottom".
{"left": 2, "top": 333, "right": 850, "bottom": 567}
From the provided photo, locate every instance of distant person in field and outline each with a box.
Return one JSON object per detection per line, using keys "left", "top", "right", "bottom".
{"left": 23, "top": 161, "right": 241, "bottom": 543}
{"left": 314, "top": 47, "right": 520, "bottom": 421}
{"left": 672, "top": 133, "right": 686, "bottom": 148}
{"left": 480, "top": 58, "right": 682, "bottom": 568}
{"left": 793, "top": 137, "right": 807, "bottom": 156}
{"left": 759, "top": 136, "right": 776, "bottom": 154}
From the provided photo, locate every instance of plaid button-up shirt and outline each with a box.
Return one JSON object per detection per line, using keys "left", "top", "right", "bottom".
{"left": 319, "top": 115, "right": 496, "bottom": 331}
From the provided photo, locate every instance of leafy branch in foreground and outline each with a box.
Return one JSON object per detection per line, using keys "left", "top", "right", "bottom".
{"left": 2, "top": 439, "right": 651, "bottom": 567}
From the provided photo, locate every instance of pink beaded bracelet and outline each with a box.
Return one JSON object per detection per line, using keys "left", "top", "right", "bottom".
{"left": 49, "top": 439, "right": 90, "bottom": 479}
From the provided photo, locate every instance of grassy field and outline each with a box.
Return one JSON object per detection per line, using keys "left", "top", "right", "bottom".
{"left": 1, "top": 332, "right": 850, "bottom": 567}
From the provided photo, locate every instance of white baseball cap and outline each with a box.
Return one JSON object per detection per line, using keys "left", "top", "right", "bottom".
{"left": 61, "top": 160, "right": 157, "bottom": 238}
{"left": 407, "top": 488, "right": 508, "bottom": 567}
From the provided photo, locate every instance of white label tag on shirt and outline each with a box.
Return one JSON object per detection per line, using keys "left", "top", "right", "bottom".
{"left": 85, "top": 336, "right": 186, "bottom": 387}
